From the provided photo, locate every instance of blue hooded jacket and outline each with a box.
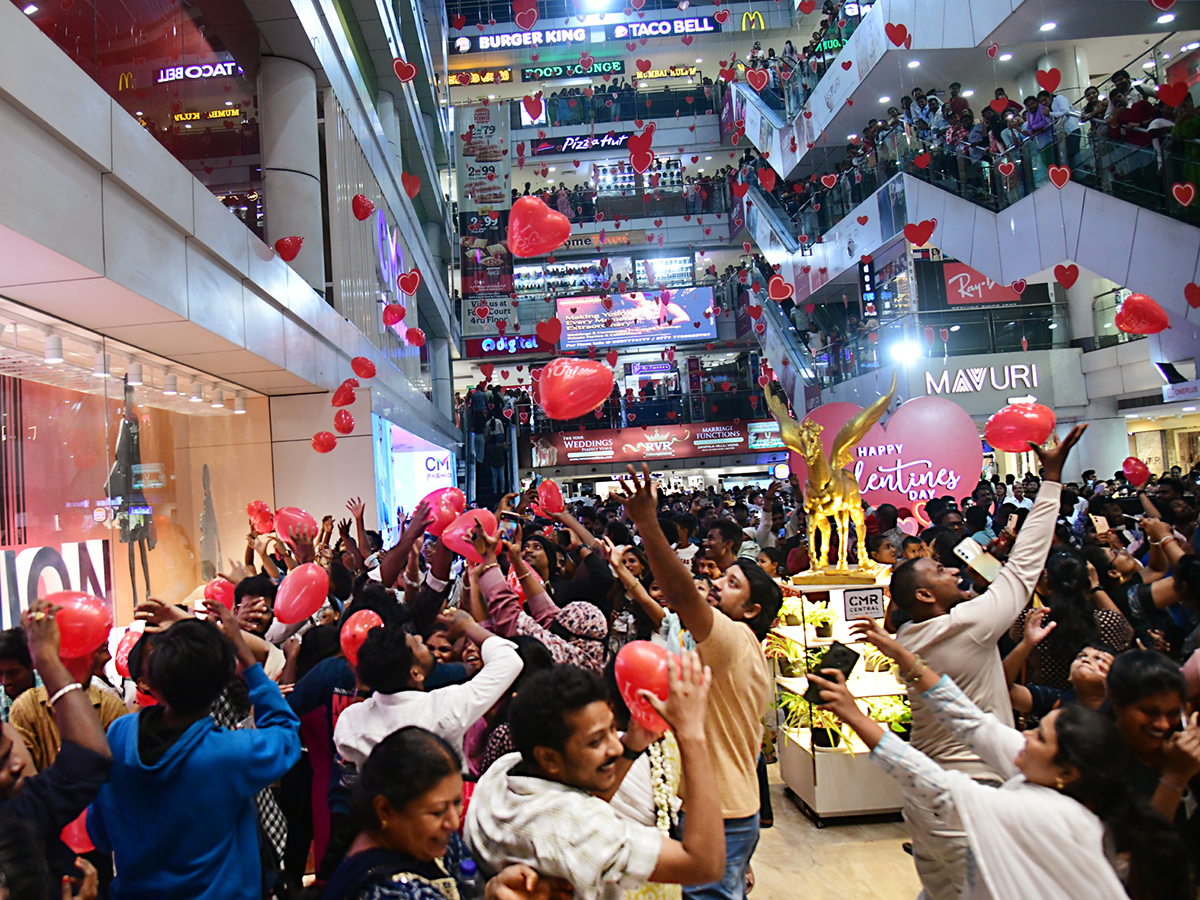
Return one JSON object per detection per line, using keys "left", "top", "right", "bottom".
{"left": 87, "top": 664, "right": 301, "bottom": 900}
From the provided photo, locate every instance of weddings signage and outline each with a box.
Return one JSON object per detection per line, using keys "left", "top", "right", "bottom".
{"left": 525, "top": 419, "right": 782, "bottom": 467}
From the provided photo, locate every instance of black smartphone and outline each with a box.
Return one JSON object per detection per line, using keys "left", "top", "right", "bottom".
{"left": 497, "top": 512, "right": 523, "bottom": 543}
{"left": 804, "top": 641, "right": 861, "bottom": 705}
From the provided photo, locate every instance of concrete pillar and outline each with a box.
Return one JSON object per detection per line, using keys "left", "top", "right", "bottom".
{"left": 1037, "top": 46, "right": 1090, "bottom": 98}
{"left": 259, "top": 58, "right": 326, "bottom": 294}
{"left": 378, "top": 91, "right": 400, "bottom": 169}
{"left": 1059, "top": 415, "right": 1130, "bottom": 483}
{"left": 431, "top": 336, "right": 453, "bottom": 420}
{"left": 1065, "top": 274, "right": 1097, "bottom": 344}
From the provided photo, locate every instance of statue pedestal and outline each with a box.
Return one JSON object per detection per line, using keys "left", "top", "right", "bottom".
{"left": 789, "top": 564, "right": 891, "bottom": 586}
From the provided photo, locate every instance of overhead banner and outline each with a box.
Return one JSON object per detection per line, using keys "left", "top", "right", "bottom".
{"left": 525, "top": 419, "right": 782, "bottom": 467}
{"left": 456, "top": 102, "right": 511, "bottom": 215}
{"left": 555, "top": 287, "right": 717, "bottom": 350}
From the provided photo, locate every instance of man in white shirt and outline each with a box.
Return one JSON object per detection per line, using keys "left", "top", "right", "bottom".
{"left": 887, "top": 425, "right": 1085, "bottom": 900}
{"left": 465, "top": 658, "right": 724, "bottom": 900}
{"left": 1010, "top": 481, "right": 1033, "bottom": 510}
{"left": 333, "top": 609, "right": 522, "bottom": 770}
{"left": 672, "top": 514, "right": 699, "bottom": 563}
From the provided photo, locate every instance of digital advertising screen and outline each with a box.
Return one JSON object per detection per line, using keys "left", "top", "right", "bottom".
{"left": 556, "top": 286, "right": 716, "bottom": 350}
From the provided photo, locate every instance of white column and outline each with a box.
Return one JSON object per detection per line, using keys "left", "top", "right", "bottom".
{"left": 259, "top": 57, "right": 326, "bottom": 294}
{"left": 1065, "top": 274, "right": 1096, "bottom": 344}
{"left": 430, "top": 336, "right": 452, "bottom": 419}
{"left": 378, "top": 91, "right": 400, "bottom": 170}
{"left": 1036, "top": 47, "right": 1090, "bottom": 98}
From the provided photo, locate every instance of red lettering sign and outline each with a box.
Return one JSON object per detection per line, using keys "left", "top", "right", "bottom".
{"left": 942, "top": 261, "right": 1017, "bottom": 306}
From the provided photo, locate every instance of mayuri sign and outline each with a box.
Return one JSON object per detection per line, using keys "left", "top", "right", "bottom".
{"left": 606, "top": 17, "right": 721, "bottom": 39}
{"left": 924, "top": 363, "right": 1039, "bottom": 396}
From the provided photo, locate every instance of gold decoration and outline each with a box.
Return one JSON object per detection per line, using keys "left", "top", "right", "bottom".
{"left": 767, "top": 374, "right": 897, "bottom": 579}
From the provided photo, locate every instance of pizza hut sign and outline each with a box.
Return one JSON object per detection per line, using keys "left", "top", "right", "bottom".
{"left": 788, "top": 396, "right": 983, "bottom": 507}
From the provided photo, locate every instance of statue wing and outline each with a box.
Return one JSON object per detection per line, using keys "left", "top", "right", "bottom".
{"left": 829, "top": 373, "right": 897, "bottom": 469}
{"left": 764, "top": 382, "right": 805, "bottom": 453}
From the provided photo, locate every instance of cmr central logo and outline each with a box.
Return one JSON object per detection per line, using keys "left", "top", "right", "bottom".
{"left": 925, "top": 364, "right": 1039, "bottom": 395}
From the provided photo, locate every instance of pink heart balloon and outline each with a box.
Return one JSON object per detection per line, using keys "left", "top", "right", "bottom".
{"left": 537, "top": 478, "right": 566, "bottom": 515}
{"left": 983, "top": 403, "right": 1056, "bottom": 453}
{"left": 788, "top": 397, "right": 983, "bottom": 512}
{"left": 47, "top": 591, "right": 113, "bottom": 658}
{"left": 204, "top": 577, "right": 236, "bottom": 610}
{"left": 340, "top": 609, "right": 383, "bottom": 666}
{"left": 274, "top": 507, "right": 317, "bottom": 546}
{"left": 441, "top": 509, "right": 498, "bottom": 564}
{"left": 615, "top": 641, "right": 670, "bottom": 732}
{"left": 274, "top": 562, "right": 330, "bottom": 624}
{"left": 422, "top": 487, "right": 467, "bottom": 536}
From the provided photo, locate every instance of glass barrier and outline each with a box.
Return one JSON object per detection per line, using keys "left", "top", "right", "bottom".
{"left": 513, "top": 185, "right": 730, "bottom": 220}
{"left": 510, "top": 85, "right": 717, "bottom": 129}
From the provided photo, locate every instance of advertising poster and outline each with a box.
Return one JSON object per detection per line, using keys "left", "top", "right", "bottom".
{"left": 556, "top": 287, "right": 717, "bottom": 350}
{"left": 459, "top": 210, "right": 514, "bottom": 299}
{"left": 456, "top": 102, "right": 511, "bottom": 215}
{"left": 525, "top": 419, "right": 780, "bottom": 467}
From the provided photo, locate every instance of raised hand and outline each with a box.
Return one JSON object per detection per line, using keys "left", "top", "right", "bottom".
{"left": 1029, "top": 423, "right": 1086, "bottom": 483}
{"left": 346, "top": 496, "right": 366, "bottom": 520}
{"left": 1021, "top": 607, "right": 1057, "bottom": 646}
{"left": 617, "top": 463, "right": 659, "bottom": 523}
{"left": 640, "top": 650, "right": 712, "bottom": 742}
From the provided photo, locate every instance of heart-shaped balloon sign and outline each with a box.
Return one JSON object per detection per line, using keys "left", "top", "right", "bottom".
{"left": 422, "top": 487, "right": 467, "bottom": 536}
{"left": 442, "top": 509, "right": 498, "bottom": 564}
{"left": 508, "top": 196, "right": 572, "bottom": 258}
{"left": 615, "top": 641, "right": 670, "bottom": 732}
{"left": 787, "top": 397, "right": 983, "bottom": 511}
{"left": 983, "top": 403, "right": 1056, "bottom": 452}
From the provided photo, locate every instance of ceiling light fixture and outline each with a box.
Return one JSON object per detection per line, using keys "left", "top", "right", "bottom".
{"left": 907, "top": 60, "right": 920, "bottom": 68}
{"left": 999, "top": 52, "right": 1013, "bottom": 61}
{"left": 162, "top": 374, "right": 178, "bottom": 395}
{"left": 21, "top": 3, "right": 36, "bottom": 13}
{"left": 1183, "top": 406, "right": 1196, "bottom": 412}
{"left": 92, "top": 352, "right": 110, "bottom": 379}
{"left": 212, "top": 389, "right": 225, "bottom": 409}
{"left": 1158, "top": 12, "right": 1176, "bottom": 23}
{"left": 126, "top": 362, "right": 143, "bottom": 386}
{"left": 879, "top": 95, "right": 891, "bottom": 103}
{"left": 962, "top": 89, "right": 975, "bottom": 97}
{"left": 189, "top": 383, "right": 205, "bottom": 403}
{"left": 233, "top": 392, "right": 247, "bottom": 414}
{"left": 44, "top": 334, "right": 63, "bottom": 364}
{"left": 1039, "top": 21, "right": 1056, "bottom": 31}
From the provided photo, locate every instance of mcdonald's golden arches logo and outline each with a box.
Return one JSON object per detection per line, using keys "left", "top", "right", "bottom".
{"left": 741, "top": 10, "right": 764, "bottom": 30}
{"left": 117, "top": 72, "right": 133, "bottom": 90}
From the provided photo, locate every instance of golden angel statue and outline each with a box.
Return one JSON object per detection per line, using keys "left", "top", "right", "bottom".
{"left": 765, "top": 375, "right": 897, "bottom": 576}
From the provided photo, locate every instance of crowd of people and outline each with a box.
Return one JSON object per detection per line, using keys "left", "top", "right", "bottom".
{"left": 1, "top": 414, "right": 1199, "bottom": 900}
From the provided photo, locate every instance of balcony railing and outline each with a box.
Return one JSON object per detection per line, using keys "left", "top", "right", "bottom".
{"left": 510, "top": 184, "right": 731, "bottom": 221}
{"left": 510, "top": 85, "right": 718, "bottom": 130}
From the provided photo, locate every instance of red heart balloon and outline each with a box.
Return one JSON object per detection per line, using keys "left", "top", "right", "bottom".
{"left": 508, "top": 196, "right": 572, "bottom": 258}
{"left": 46, "top": 591, "right": 113, "bottom": 658}
{"left": 274, "top": 563, "right": 330, "bottom": 624}
{"left": 983, "top": 403, "right": 1056, "bottom": 453}
{"left": 615, "top": 641, "right": 669, "bottom": 732}
{"left": 340, "top": 609, "right": 383, "bottom": 667}
{"left": 538, "top": 358, "right": 613, "bottom": 420}
{"left": 442, "top": 509, "right": 498, "bottom": 564}
{"left": 351, "top": 357, "right": 376, "bottom": 379}
{"left": 312, "top": 431, "right": 337, "bottom": 453}
{"left": 789, "top": 397, "right": 983, "bottom": 516}
{"left": 253, "top": 511, "right": 275, "bottom": 535}
{"left": 422, "top": 487, "right": 467, "bottom": 536}
{"left": 1122, "top": 456, "right": 1151, "bottom": 488}
{"left": 333, "top": 409, "right": 355, "bottom": 434}
{"left": 332, "top": 378, "right": 359, "bottom": 407}
{"left": 537, "top": 478, "right": 566, "bottom": 514}
{"left": 383, "top": 304, "right": 407, "bottom": 326}
{"left": 274, "top": 236, "right": 303, "bottom": 261}
{"left": 114, "top": 629, "right": 142, "bottom": 679}
{"left": 204, "top": 577, "right": 236, "bottom": 610}
{"left": 274, "top": 507, "right": 317, "bottom": 545}
{"left": 351, "top": 194, "right": 375, "bottom": 221}
{"left": 247, "top": 499, "right": 271, "bottom": 518}
{"left": 1114, "top": 293, "right": 1170, "bottom": 335}
{"left": 407, "top": 327, "right": 426, "bottom": 347}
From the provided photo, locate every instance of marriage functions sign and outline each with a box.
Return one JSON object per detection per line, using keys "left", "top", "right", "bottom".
{"left": 788, "top": 396, "right": 983, "bottom": 511}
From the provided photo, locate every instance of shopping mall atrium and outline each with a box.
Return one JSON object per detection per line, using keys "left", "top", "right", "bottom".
{"left": 2, "top": 0, "right": 1200, "bottom": 895}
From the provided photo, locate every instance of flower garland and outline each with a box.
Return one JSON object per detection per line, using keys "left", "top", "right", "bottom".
{"left": 647, "top": 736, "right": 679, "bottom": 835}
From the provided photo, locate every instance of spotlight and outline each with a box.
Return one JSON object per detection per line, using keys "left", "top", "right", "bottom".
{"left": 44, "top": 335, "right": 63, "bottom": 364}
{"left": 907, "top": 60, "right": 920, "bottom": 68}
{"left": 1158, "top": 12, "right": 1175, "bottom": 23}
{"left": 234, "top": 392, "right": 247, "bottom": 414}
{"left": 1039, "top": 21, "right": 1056, "bottom": 31}
{"left": 162, "top": 375, "right": 178, "bottom": 395}
{"left": 127, "top": 362, "right": 143, "bottom": 385}
{"left": 999, "top": 53, "right": 1013, "bottom": 61}
{"left": 92, "top": 352, "right": 110, "bottom": 379}
{"left": 189, "top": 384, "right": 205, "bottom": 402}
{"left": 212, "top": 389, "right": 225, "bottom": 408}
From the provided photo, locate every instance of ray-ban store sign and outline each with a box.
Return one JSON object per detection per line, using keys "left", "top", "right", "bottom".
{"left": 522, "top": 60, "right": 625, "bottom": 81}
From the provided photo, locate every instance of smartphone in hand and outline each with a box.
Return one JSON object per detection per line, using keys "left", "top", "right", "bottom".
{"left": 953, "top": 536, "right": 1002, "bottom": 585}
{"left": 804, "top": 641, "right": 861, "bottom": 705}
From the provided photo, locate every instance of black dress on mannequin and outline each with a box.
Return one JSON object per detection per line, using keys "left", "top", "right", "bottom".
{"left": 105, "top": 382, "right": 156, "bottom": 605}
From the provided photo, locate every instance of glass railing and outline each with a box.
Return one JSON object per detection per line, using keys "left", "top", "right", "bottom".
{"left": 510, "top": 85, "right": 718, "bottom": 130}
{"left": 510, "top": 185, "right": 730, "bottom": 220}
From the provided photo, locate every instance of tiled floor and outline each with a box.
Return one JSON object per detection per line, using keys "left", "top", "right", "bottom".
{"left": 752, "top": 764, "right": 921, "bottom": 900}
